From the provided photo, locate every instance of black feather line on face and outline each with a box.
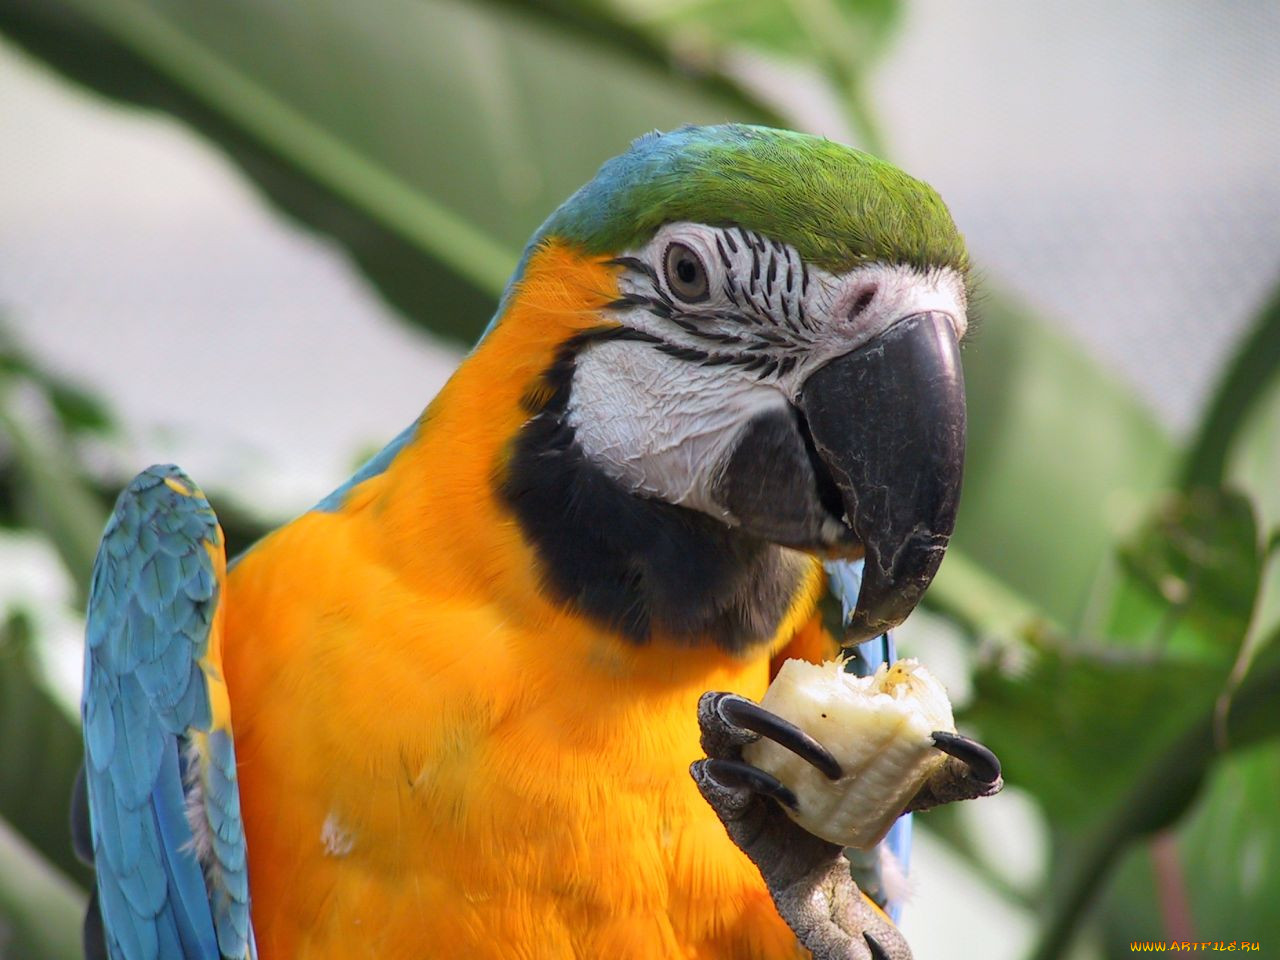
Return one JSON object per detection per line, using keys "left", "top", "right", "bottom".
{"left": 787, "top": 248, "right": 808, "bottom": 333}
{"left": 752, "top": 329, "right": 789, "bottom": 346}
{"left": 714, "top": 236, "right": 733, "bottom": 269}
{"left": 521, "top": 325, "right": 662, "bottom": 413}
{"left": 796, "top": 296, "right": 814, "bottom": 335}
{"left": 498, "top": 328, "right": 808, "bottom": 649}
{"left": 657, "top": 343, "right": 713, "bottom": 363}
{"left": 724, "top": 276, "right": 764, "bottom": 326}
{"left": 603, "top": 255, "right": 658, "bottom": 286}
{"left": 745, "top": 281, "right": 769, "bottom": 321}
{"left": 701, "top": 330, "right": 745, "bottom": 346}
{"left": 699, "top": 353, "right": 737, "bottom": 367}
{"left": 605, "top": 230, "right": 819, "bottom": 374}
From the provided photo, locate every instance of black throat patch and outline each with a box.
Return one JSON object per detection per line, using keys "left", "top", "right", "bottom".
{"left": 496, "top": 328, "right": 810, "bottom": 652}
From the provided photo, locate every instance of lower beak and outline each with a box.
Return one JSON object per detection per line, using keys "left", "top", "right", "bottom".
{"left": 797, "top": 312, "right": 966, "bottom": 644}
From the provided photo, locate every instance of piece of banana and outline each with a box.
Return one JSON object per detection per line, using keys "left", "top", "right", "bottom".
{"left": 741, "top": 657, "right": 955, "bottom": 849}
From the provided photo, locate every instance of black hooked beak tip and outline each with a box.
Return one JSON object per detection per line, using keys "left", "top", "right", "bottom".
{"left": 797, "top": 311, "right": 965, "bottom": 645}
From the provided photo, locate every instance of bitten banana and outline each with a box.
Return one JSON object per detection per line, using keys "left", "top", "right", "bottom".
{"left": 742, "top": 658, "right": 955, "bottom": 849}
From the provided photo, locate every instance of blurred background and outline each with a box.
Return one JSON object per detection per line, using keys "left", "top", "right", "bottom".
{"left": 0, "top": 1, "right": 1277, "bottom": 958}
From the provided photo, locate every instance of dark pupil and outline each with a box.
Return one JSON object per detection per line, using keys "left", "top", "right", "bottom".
{"left": 676, "top": 257, "right": 699, "bottom": 285}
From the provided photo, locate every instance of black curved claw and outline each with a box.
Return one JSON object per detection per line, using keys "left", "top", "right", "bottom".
{"left": 716, "top": 694, "right": 844, "bottom": 781}
{"left": 865, "top": 932, "right": 891, "bottom": 960}
{"left": 932, "top": 731, "right": 1001, "bottom": 784}
{"left": 702, "top": 758, "right": 800, "bottom": 810}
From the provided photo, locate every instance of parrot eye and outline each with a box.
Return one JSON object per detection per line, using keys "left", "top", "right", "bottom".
{"left": 663, "top": 242, "right": 710, "bottom": 303}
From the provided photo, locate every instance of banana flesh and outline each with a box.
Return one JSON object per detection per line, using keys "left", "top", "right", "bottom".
{"left": 741, "top": 657, "right": 955, "bottom": 849}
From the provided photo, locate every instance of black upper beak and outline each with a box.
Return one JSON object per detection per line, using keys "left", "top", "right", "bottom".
{"left": 797, "top": 312, "right": 965, "bottom": 644}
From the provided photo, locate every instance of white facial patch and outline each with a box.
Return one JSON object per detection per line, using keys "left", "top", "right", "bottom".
{"left": 566, "top": 222, "right": 968, "bottom": 527}
{"left": 612, "top": 222, "right": 968, "bottom": 401}
{"left": 566, "top": 339, "right": 788, "bottom": 520}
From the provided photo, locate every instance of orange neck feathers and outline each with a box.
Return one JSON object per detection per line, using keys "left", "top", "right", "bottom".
{"left": 334, "top": 238, "right": 822, "bottom": 663}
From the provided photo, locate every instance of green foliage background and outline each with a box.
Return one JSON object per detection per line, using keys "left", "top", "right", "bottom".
{"left": 0, "top": 1, "right": 1277, "bottom": 958}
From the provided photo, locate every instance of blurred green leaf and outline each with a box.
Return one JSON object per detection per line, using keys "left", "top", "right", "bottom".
{"left": 1077, "top": 287, "right": 1280, "bottom": 960}
{"left": 475, "top": 0, "right": 795, "bottom": 115}
{"left": 1108, "top": 488, "right": 1260, "bottom": 661}
{"left": 1160, "top": 278, "right": 1280, "bottom": 656}
{"left": 1099, "top": 742, "right": 1280, "bottom": 955}
{"left": 1217, "top": 295, "right": 1280, "bottom": 665}
{"left": 1095, "top": 839, "right": 1168, "bottom": 953}
{"left": 964, "top": 485, "right": 1273, "bottom": 960}
{"left": 1181, "top": 274, "right": 1280, "bottom": 492}
{"left": 1174, "top": 740, "right": 1280, "bottom": 947}
{"left": 43, "top": 383, "right": 115, "bottom": 438}
{"left": 0, "top": 456, "right": 276, "bottom": 579}
{"left": 1227, "top": 369, "right": 1280, "bottom": 546}
{"left": 965, "top": 640, "right": 1212, "bottom": 828}
{"left": 527, "top": 0, "right": 901, "bottom": 152}
{"left": 1022, "top": 630, "right": 1280, "bottom": 960}
{"left": 0, "top": 0, "right": 776, "bottom": 343}
{"left": 609, "top": 0, "right": 900, "bottom": 65}
{"left": 0, "top": 815, "right": 85, "bottom": 960}
{"left": 951, "top": 295, "right": 1174, "bottom": 631}
{"left": 0, "top": 323, "right": 115, "bottom": 438}
{"left": 0, "top": 326, "right": 113, "bottom": 598}
{"left": 0, "top": 401, "right": 106, "bottom": 596}
{"left": 0, "top": 611, "right": 87, "bottom": 889}
{"left": 925, "top": 546, "right": 1053, "bottom": 639}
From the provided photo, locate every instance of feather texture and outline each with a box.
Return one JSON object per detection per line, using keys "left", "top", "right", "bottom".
{"left": 81, "top": 465, "right": 254, "bottom": 960}
{"left": 532, "top": 125, "right": 966, "bottom": 294}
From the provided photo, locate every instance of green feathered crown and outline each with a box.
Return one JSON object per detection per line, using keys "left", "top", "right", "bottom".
{"left": 538, "top": 124, "right": 968, "bottom": 276}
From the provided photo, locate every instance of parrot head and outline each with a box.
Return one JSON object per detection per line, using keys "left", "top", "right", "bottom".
{"left": 488, "top": 124, "right": 969, "bottom": 648}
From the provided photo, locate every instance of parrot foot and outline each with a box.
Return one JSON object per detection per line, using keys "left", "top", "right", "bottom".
{"left": 690, "top": 691, "right": 913, "bottom": 960}
{"left": 712, "top": 694, "right": 843, "bottom": 780}
{"left": 699, "top": 758, "right": 799, "bottom": 810}
{"left": 906, "top": 731, "right": 1004, "bottom": 814}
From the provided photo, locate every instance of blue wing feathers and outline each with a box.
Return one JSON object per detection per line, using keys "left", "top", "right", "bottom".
{"left": 154, "top": 741, "right": 222, "bottom": 959}
{"left": 84, "top": 671, "right": 116, "bottom": 773}
{"left": 97, "top": 865, "right": 156, "bottom": 960}
{"left": 205, "top": 730, "right": 253, "bottom": 947}
{"left": 81, "top": 464, "right": 254, "bottom": 959}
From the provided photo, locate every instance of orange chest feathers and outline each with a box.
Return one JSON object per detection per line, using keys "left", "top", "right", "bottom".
{"left": 218, "top": 240, "right": 819, "bottom": 958}
{"left": 222, "top": 512, "right": 816, "bottom": 960}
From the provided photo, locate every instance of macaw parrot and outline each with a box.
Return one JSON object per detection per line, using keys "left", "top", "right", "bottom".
{"left": 73, "top": 124, "right": 1003, "bottom": 960}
